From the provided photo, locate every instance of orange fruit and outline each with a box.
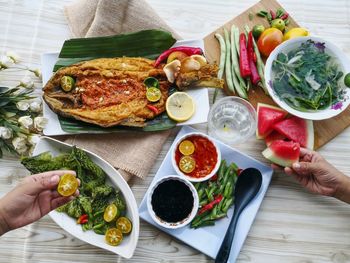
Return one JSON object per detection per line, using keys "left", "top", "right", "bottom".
{"left": 257, "top": 28, "right": 283, "bottom": 57}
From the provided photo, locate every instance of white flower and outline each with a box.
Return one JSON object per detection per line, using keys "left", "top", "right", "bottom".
{"left": 27, "top": 134, "right": 40, "bottom": 146}
{"left": 18, "top": 75, "right": 34, "bottom": 89}
{"left": 30, "top": 68, "right": 41, "bottom": 78}
{"left": 16, "top": 100, "right": 30, "bottom": 111}
{"left": 29, "top": 99, "right": 42, "bottom": 112}
{"left": 0, "top": 55, "right": 14, "bottom": 69}
{"left": 12, "top": 136, "right": 28, "bottom": 154}
{"left": 33, "top": 117, "right": 48, "bottom": 131}
{"left": 0, "top": 126, "right": 12, "bottom": 139}
{"left": 6, "top": 51, "right": 20, "bottom": 63}
{"left": 18, "top": 116, "right": 33, "bottom": 129}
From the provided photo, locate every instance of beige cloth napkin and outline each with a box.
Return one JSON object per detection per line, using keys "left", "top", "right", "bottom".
{"left": 62, "top": 0, "right": 180, "bottom": 181}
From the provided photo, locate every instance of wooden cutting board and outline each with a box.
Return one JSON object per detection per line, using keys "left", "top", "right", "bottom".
{"left": 203, "top": 0, "right": 350, "bottom": 149}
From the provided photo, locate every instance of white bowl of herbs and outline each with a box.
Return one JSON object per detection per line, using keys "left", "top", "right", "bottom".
{"left": 265, "top": 36, "right": 350, "bottom": 120}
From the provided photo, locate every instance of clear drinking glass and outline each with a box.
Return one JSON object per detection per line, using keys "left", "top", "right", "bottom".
{"left": 208, "top": 97, "right": 257, "bottom": 145}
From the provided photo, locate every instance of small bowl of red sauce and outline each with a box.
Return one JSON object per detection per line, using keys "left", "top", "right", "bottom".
{"left": 172, "top": 132, "right": 221, "bottom": 182}
{"left": 147, "top": 175, "right": 199, "bottom": 229}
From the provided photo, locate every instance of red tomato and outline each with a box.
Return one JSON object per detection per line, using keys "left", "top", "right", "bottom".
{"left": 257, "top": 28, "right": 283, "bottom": 57}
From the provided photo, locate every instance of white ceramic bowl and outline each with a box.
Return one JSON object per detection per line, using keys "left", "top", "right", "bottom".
{"left": 32, "top": 137, "right": 139, "bottom": 259}
{"left": 171, "top": 132, "right": 221, "bottom": 182}
{"left": 147, "top": 175, "right": 199, "bottom": 229}
{"left": 265, "top": 36, "right": 350, "bottom": 120}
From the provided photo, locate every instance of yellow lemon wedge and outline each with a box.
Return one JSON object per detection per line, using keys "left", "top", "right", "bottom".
{"left": 166, "top": 92, "right": 195, "bottom": 122}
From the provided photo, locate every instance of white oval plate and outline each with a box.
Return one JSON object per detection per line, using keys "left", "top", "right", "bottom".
{"left": 265, "top": 36, "right": 350, "bottom": 120}
{"left": 32, "top": 137, "right": 139, "bottom": 259}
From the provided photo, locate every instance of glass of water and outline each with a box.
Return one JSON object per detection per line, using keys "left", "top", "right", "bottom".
{"left": 208, "top": 97, "right": 257, "bottom": 145}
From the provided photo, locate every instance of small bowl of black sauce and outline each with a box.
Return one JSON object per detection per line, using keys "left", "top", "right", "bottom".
{"left": 147, "top": 175, "right": 199, "bottom": 229}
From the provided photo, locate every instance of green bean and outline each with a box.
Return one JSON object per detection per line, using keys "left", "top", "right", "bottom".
{"left": 194, "top": 182, "right": 200, "bottom": 191}
{"left": 197, "top": 188, "right": 205, "bottom": 200}
{"left": 222, "top": 165, "right": 233, "bottom": 186}
{"left": 233, "top": 26, "right": 240, "bottom": 57}
{"left": 223, "top": 28, "right": 236, "bottom": 94}
{"left": 222, "top": 198, "right": 234, "bottom": 213}
{"left": 217, "top": 183, "right": 225, "bottom": 195}
{"left": 231, "top": 25, "right": 248, "bottom": 98}
{"left": 217, "top": 197, "right": 225, "bottom": 211}
{"left": 200, "top": 198, "right": 209, "bottom": 207}
{"left": 230, "top": 162, "right": 239, "bottom": 173}
{"left": 223, "top": 180, "right": 232, "bottom": 198}
{"left": 218, "top": 160, "right": 227, "bottom": 181}
{"left": 213, "top": 33, "right": 227, "bottom": 103}
{"left": 196, "top": 220, "right": 215, "bottom": 228}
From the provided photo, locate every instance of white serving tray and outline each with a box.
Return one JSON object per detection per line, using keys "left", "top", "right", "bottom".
{"left": 139, "top": 126, "right": 273, "bottom": 262}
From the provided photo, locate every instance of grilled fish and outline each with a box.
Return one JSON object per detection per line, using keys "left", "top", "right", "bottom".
{"left": 43, "top": 57, "right": 223, "bottom": 128}
{"left": 43, "top": 57, "right": 170, "bottom": 127}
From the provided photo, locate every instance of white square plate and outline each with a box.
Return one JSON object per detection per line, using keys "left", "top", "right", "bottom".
{"left": 33, "top": 137, "right": 140, "bottom": 258}
{"left": 41, "top": 39, "right": 209, "bottom": 136}
{"left": 139, "top": 126, "right": 273, "bottom": 263}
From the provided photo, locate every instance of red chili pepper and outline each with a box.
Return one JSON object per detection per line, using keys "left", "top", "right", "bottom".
{"left": 210, "top": 174, "right": 218, "bottom": 181}
{"left": 77, "top": 214, "right": 88, "bottom": 224}
{"left": 247, "top": 31, "right": 261, "bottom": 85}
{"left": 239, "top": 33, "right": 251, "bottom": 78}
{"left": 147, "top": 104, "right": 159, "bottom": 114}
{"left": 270, "top": 10, "right": 276, "bottom": 20}
{"left": 198, "top": 195, "right": 223, "bottom": 215}
{"left": 280, "top": 13, "right": 289, "bottom": 20}
{"left": 154, "top": 46, "right": 203, "bottom": 67}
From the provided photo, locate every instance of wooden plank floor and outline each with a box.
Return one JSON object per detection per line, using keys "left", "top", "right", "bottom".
{"left": 0, "top": 0, "right": 350, "bottom": 262}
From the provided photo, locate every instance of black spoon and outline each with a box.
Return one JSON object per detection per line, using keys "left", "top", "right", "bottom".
{"left": 215, "top": 168, "right": 263, "bottom": 263}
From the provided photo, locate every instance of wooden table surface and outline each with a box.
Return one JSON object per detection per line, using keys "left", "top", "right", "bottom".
{"left": 1, "top": 0, "right": 350, "bottom": 262}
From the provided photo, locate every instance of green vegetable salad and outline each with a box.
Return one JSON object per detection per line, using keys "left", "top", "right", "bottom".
{"left": 21, "top": 147, "right": 126, "bottom": 235}
{"left": 272, "top": 39, "right": 346, "bottom": 111}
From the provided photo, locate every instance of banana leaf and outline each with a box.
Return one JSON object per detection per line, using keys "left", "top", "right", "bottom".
{"left": 52, "top": 30, "right": 177, "bottom": 133}
{"left": 53, "top": 29, "right": 176, "bottom": 71}
{"left": 58, "top": 112, "right": 176, "bottom": 133}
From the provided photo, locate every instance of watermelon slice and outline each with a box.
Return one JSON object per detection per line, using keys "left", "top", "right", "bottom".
{"left": 262, "top": 140, "right": 300, "bottom": 167}
{"left": 256, "top": 103, "right": 287, "bottom": 139}
{"left": 273, "top": 116, "right": 314, "bottom": 149}
{"left": 265, "top": 131, "right": 288, "bottom": 146}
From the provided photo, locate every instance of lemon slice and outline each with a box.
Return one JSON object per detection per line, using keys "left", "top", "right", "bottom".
{"left": 146, "top": 87, "right": 161, "bottom": 102}
{"left": 166, "top": 92, "right": 195, "bottom": 122}
{"left": 179, "top": 140, "right": 195, "bottom": 155}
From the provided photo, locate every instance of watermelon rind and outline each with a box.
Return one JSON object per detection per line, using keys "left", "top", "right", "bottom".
{"left": 262, "top": 147, "right": 297, "bottom": 167}
{"left": 256, "top": 103, "right": 288, "bottom": 140}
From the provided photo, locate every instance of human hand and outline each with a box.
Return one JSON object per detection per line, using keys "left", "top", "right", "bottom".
{"left": 0, "top": 170, "right": 80, "bottom": 235}
{"left": 279, "top": 148, "right": 350, "bottom": 203}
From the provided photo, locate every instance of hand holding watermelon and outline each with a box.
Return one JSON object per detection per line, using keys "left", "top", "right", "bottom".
{"left": 283, "top": 148, "right": 350, "bottom": 204}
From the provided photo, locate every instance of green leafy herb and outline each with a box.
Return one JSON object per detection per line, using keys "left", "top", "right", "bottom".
{"left": 271, "top": 39, "right": 345, "bottom": 111}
